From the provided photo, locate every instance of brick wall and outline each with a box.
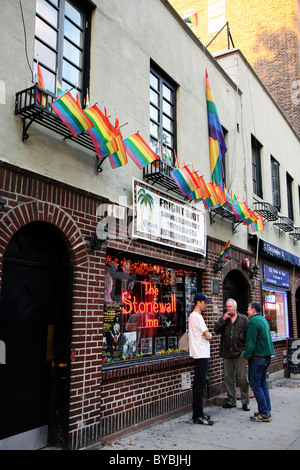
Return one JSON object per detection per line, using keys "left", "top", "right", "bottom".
{"left": 169, "top": 0, "right": 300, "bottom": 135}
{"left": 0, "top": 161, "right": 294, "bottom": 448}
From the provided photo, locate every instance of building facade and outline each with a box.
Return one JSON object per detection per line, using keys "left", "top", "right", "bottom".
{"left": 169, "top": 0, "right": 300, "bottom": 136}
{"left": 0, "top": 0, "right": 299, "bottom": 450}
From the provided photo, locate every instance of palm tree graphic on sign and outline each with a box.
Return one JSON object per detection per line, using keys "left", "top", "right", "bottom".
{"left": 137, "top": 188, "right": 154, "bottom": 231}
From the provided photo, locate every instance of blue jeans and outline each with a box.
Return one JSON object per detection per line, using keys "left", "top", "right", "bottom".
{"left": 248, "top": 357, "right": 271, "bottom": 415}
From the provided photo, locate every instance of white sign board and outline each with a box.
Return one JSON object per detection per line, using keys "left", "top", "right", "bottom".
{"left": 132, "top": 179, "right": 206, "bottom": 256}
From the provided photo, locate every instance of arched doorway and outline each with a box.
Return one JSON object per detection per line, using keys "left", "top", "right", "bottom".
{"left": 0, "top": 222, "right": 73, "bottom": 449}
{"left": 223, "top": 269, "right": 249, "bottom": 316}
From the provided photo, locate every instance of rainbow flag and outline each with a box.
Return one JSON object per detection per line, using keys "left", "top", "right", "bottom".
{"left": 187, "top": 172, "right": 210, "bottom": 201}
{"left": 84, "top": 104, "right": 117, "bottom": 144}
{"left": 184, "top": 12, "right": 198, "bottom": 26}
{"left": 206, "top": 71, "right": 227, "bottom": 188}
{"left": 123, "top": 132, "right": 159, "bottom": 169}
{"left": 171, "top": 166, "right": 198, "bottom": 196}
{"left": 250, "top": 213, "right": 264, "bottom": 232}
{"left": 89, "top": 127, "right": 119, "bottom": 159}
{"left": 108, "top": 129, "right": 128, "bottom": 168}
{"left": 220, "top": 240, "right": 230, "bottom": 260}
{"left": 35, "top": 62, "right": 47, "bottom": 107}
{"left": 203, "top": 182, "right": 226, "bottom": 209}
{"left": 50, "top": 91, "right": 94, "bottom": 137}
{"left": 55, "top": 78, "right": 64, "bottom": 97}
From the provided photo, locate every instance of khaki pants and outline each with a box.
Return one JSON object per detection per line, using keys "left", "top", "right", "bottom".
{"left": 223, "top": 355, "right": 249, "bottom": 406}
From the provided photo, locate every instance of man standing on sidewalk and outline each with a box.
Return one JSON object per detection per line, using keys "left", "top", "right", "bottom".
{"left": 189, "top": 293, "right": 214, "bottom": 425}
{"left": 214, "top": 298, "right": 250, "bottom": 410}
{"left": 243, "top": 302, "right": 275, "bottom": 422}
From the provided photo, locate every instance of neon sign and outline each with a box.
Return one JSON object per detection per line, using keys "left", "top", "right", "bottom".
{"left": 121, "top": 282, "right": 176, "bottom": 317}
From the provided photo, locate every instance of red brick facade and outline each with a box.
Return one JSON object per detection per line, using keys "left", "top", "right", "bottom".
{"left": 0, "top": 161, "right": 296, "bottom": 448}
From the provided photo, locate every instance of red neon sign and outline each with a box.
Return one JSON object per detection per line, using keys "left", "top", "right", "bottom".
{"left": 121, "top": 291, "right": 176, "bottom": 316}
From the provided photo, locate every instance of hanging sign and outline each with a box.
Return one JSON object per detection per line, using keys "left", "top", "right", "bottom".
{"left": 264, "top": 265, "right": 290, "bottom": 288}
{"left": 132, "top": 179, "right": 206, "bottom": 256}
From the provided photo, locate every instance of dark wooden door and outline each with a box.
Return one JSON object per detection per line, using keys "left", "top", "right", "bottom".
{"left": 0, "top": 223, "right": 72, "bottom": 447}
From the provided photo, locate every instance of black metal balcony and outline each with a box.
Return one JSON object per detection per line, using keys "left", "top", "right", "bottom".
{"left": 253, "top": 201, "right": 278, "bottom": 221}
{"left": 209, "top": 202, "right": 242, "bottom": 233}
{"left": 15, "top": 85, "right": 95, "bottom": 153}
{"left": 289, "top": 227, "right": 300, "bottom": 243}
{"left": 273, "top": 216, "right": 294, "bottom": 235}
{"left": 143, "top": 159, "right": 184, "bottom": 197}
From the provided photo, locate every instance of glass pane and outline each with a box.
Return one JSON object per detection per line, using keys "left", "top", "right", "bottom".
{"left": 163, "top": 99, "right": 173, "bottom": 118}
{"left": 34, "top": 39, "right": 57, "bottom": 71}
{"left": 163, "top": 83, "right": 172, "bottom": 102}
{"left": 34, "top": 62, "right": 55, "bottom": 93}
{"left": 65, "top": 0, "right": 82, "bottom": 27}
{"left": 163, "top": 131, "right": 173, "bottom": 148}
{"left": 36, "top": 0, "right": 58, "bottom": 28}
{"left": 163, "top": 115, "right": 173, "bottom": 133}
{"left": 64, "top": 18, "right": 82, "bottom": 46}
{"left": 150, "top": 72, "right": 159, "bottom": 91}
{"left": 63, "top": 60, "right": 81, "bottom": 88}
{"left": 150, "top": 104, "right": 158, "bottom": 123}
{"left": 150, "top": 121, "right": 158, "bottom": 139}
{"left": 63, "top": 38, "right": 81, "bottom": 67}
{"left": 150, "top": 136, "right": 158, "bottom": 154}
{"left": 150, "top": 89, "right": 159, "bottom": 106}
{"left": 35, "top": 16, "right": 57, "bottom": 49}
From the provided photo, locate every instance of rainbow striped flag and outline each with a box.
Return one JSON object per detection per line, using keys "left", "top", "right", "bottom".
{"left": 220, "top": 240, "right": 230, "bottom": 260}
{"left": 84, "top": 104, "right": 117, "bottom": 143}
{"left": 187, "top": 172, "right": 211, "bottom": 201}
{"left": 55, "top": 78, "right": 64, "bottom": 97}
{"left": 203, "top": 182, "right": 226, "bottom": 209}
{"left": 35, "top": 62, "right": 47, "bottom": 107}
{"left": 84, "top": 104, "right": 119, "bottom": 159}
{"left": 184, "top": 12, "right": 198, "bottom": 26}
{"left": 250, "top": 213, "right": 264, "bottom": 232}
{"left": 171, "top": 166, "right": 198, "bottom": 196}
{"left": 108, "top": 129, "right": 128, "bottom": 168}
{"left": 123, "top": 133, "right": 159, "bottom": 169}
{"left": 206, "top": 71, "right": 227, "bottom": 188}
{"left": 50, "top": 91, "right": 94, "bottom": 137}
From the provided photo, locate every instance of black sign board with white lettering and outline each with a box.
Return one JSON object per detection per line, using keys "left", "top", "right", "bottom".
{"left": 287, "top": 338, "right": 300, "bottom": 376}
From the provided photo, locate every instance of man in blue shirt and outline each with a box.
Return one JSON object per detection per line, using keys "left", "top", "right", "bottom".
{"left": 243, "top": 302, "right": 275, "bottom": 422}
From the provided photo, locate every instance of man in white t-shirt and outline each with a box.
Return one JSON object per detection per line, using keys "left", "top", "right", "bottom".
{"left": 189, "top": 293, "right": 214, "bottom": 425}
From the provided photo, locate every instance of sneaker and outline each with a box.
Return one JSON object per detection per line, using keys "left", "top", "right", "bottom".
{"left": 223, "top": 403, "right": 236, "bottom": 409}
{"left": 242, "top": 404, "right": 250, "bottom": 411}
{"left": 250, "top": 413, "right": 272, "bottom": 422}
{"left": 193, "top": 416, "right": 214, "bottom": 425}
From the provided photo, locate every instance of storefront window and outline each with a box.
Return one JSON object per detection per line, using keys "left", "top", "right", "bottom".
{"left": 103, "top": 252, "right": 198, "bottom": 364}
{"left": 262, "top": 286, "right": 289, "bottom": 340}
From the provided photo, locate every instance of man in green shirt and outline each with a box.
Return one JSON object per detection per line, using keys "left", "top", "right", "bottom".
{"left": 243, "top": 302, "right": 275, "bottom": 422}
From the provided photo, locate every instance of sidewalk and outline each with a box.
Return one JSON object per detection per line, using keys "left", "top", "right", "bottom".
{"left": 95, "top": 377, "right": 300, "bottom": 451}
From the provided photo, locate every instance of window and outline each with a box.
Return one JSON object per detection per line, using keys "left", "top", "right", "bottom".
{"left": 271, "top": 156, "right": 281, "bottom": 210}
{"left": 286, "top": 173, "right": 294, "bottom": 221}
{"left": 34, "top": 0, "right": 92, "bottom": 104}
{"left": 103, "top": 252, "right": 199, "bottom": 364}
{"left": 251, "top": 135, "right": 263, "bottom": 198}
{"left": 150, "top": 64, "right": 177, "bottom": 165}
{"left": 262, "top": 287, "right": 289, "bottom": 341}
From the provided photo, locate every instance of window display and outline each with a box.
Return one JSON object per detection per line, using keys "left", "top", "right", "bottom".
{"left": 103, "top": 252, "right": 198, "bottom": 363}
{"left": 262, "top": 286, "right": 289, "bottom": 340}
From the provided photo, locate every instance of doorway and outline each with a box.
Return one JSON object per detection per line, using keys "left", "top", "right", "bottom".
{"left": 0, "top": 222, "right": 73, "bottom": 449}
{"left": 223, "top": 269, "right": 249, "bottom": 316}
